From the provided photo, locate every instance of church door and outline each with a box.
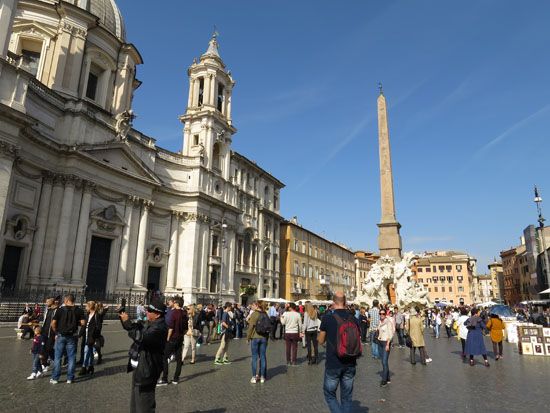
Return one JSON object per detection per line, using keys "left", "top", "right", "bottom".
{"left": 86, "top": 236, "right": 112, "bottom": 293}
{"left": 147, "top": 266, "right": 161, "bottom": 292}
{"left": 1, "top": 245, "right": 23, "bottom": 290}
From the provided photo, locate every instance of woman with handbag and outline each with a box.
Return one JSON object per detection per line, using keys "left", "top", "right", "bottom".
{"left": 79, "top": 301, "right": 100, "bottom": 376}
{"left": 302, "top": 303, "right": 320, "bottom": 365}
{"left": 376, "top": 309, "right": 394, "bottom": 386}
{"left": 465, "top": 307, "right": 489, "bottom": 367}
{"left": 182, "top": 304, "right": 200, "bottom": 364}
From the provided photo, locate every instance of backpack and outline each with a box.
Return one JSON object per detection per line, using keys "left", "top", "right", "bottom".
{"left": 334, "top": 313, "right": 362, "bottom": 359}
{"left": 59, "top": 307, "right": 78, "bottom": 336}
{"left": 255, "top": 312, "right": 272, "bottom": 336}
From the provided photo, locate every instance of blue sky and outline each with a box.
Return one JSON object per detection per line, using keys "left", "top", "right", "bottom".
{"left": 118, "top": 1, "right": 550, "bottom": 271}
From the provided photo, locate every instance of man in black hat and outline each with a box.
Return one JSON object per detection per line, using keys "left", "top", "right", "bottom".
{"left": 120, "top": 299, "right": 167, "bottom": 413}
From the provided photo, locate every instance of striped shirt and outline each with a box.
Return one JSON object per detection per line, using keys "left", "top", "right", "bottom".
{"left": 368, "top": 307, "right": 380, "bottom": 332}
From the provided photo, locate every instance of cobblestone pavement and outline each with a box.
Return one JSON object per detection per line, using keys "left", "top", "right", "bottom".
{"left": 0, "top": 323, "right": 548, "bottom": 413}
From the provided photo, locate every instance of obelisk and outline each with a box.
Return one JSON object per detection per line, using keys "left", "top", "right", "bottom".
{"left": 376, "top": 84, "right": 402, "bottom": 259}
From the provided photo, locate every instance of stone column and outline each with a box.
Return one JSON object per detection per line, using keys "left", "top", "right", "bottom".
{"left": 0, "top": 0, "right": 17, "bottom": 58}
{"left": 210, "top": 76, "right": 216, "bottom": 106}
{"left": 204, "top": 74, "right": 212, "bottom": 106}
{"left": 51, "top": 176, "right": 77, "bottom": 280}
{"left": 27, "top": 172, "right": 53, "bottom": 281}
{"left": 117, "top": 196, "right": 136, "bottom": 287}
{"left": 199, "top": 223, "right": 209, "bottom": 290}
{"left": 175, "top": 215, "right": 186, "bottom": 289}
{"left": 133, "top": 200, "right": 152, "bottom": 288}
{"left": 165, "top": 212, "right": 180, "bottom": 291}
{"left": 0, "top": 142, "right": 16, "bottom": 232}
{"left": 71, "top": 182, "right": 93, "bottom": 284}
{"left": 41, "top": 176, "right": 63, "bottom": 277}
{"left": 227, "top": 230, "right": 236, "bottom": 295}
{"left": 226, "top": 93, "right": 232, "bottom": 121}
{"left": 187, "top": 77, "right": 194, "bottom": 108}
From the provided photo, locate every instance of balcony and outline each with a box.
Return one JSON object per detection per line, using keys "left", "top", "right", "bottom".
{"left": 208, "top": 255, "right": 221, "bottom": 266}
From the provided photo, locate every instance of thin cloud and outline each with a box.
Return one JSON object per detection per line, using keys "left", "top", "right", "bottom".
{"left": 296, "top": 77, "right": 429, "bottom": 189}
{"left": 474, "top": 104, "right": 550, "bottom": 156}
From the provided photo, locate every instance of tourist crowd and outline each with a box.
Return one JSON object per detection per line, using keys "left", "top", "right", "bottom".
{"left": 17, "top": 293, "right": 550, "bottom": 413}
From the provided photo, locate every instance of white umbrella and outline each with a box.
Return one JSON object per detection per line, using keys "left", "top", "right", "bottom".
{"left": 538, "top": 288, "right": 550, "bottom": 294}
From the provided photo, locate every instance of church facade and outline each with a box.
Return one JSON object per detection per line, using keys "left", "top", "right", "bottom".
{"left": 0, "top": 0, "right": 284, "bottom": 304}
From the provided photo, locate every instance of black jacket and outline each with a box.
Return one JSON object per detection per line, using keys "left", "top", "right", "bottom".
{"left": 122, "top": 317, "right": 167, "bottom": 387}
{"left": 81, "top": 313, "right": 102, "bottom": 346}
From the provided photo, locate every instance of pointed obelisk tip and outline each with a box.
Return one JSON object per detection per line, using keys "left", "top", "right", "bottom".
{"left": 378, "top": 82, "right": 384, "bottom": 95}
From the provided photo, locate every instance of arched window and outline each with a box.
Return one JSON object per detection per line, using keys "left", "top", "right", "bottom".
{"left": 82, "top": 48, "right": 116, "bottom": 109}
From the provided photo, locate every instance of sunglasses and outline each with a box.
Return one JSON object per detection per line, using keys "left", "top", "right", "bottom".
{"left": 380, "top": 312, "right": 386, "bottom": 316}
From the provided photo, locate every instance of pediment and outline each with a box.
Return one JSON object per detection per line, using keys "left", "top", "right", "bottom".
{"left": 12, "top": 21, "right": 58, "bottom": 39}
{"left": 79, "top": 143, "right": 161, "bottom": 184}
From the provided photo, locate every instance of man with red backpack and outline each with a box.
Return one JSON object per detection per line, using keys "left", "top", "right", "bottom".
{"left": 318, "top": 292, "right": 361, "bottom": 413}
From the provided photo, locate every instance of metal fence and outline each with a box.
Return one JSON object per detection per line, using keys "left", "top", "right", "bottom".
{"left": 0, "top": 287, "right": 163, "bottom": 322}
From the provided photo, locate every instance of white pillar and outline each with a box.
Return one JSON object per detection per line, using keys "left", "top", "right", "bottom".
{"left": 210, "top": 76, "right": 216, "bottom": 106}
{"left": 227, "top": 230, "right": 236, "bottom": 294}
{"left": 51, "top": 177, "right": 77, "bottom": 280}
{"left": 0, "top": 0, "right": 17, "bottom": 58}
{"left": 187, "top": 77, "right": 194, "bottom": 108}
{"left": 117, "top": 196, "right": 135, "bottom": 287}
{"left": 0, "top": 143, "right": 16, "bottom": 232}
{"left": 165, "top": 212, "right": 179, "bottom": 291}
{"left": 204, "top": 74, "right": 212, "bottom": 106}
{"left": 175, "top": 216, "right": 186, "bottom": 289}
{"left": 71, "top": 182, "right": 93, "bottom": 284}
{"left": 27, "top": 173, "right": 53, "bottom": 281}
{"left": 226, "top": 92, "right": 232, "bottom": 121}
{"left": 133, "top": 200, "right": 151, "bottom": 288}
{"left": 199, "top": 223, "right": 209, "bottom": 290}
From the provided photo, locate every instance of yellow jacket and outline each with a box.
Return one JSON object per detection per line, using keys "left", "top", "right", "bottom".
{"left": 486, "top": 317, "right": 504, "bottom": 342}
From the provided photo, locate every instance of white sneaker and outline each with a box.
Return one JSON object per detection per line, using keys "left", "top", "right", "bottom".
{"left": 27, "top": 373, "right": 37, "bottom": 380}
{"left": 35, "top": 371, "right": 42, "bottom": 378}
{"left": 260, "top": 376, "right": 265, "bottom": 383}
{"left": 250, "top": 377, "right": 257, "bottom": 384}
{"left": 42, "top": 365, "right": 49, "bottom": 373}
{"left": 426, "top": 358, "right": 432, "bottom": 363}
{"left": 67, "top": 380, "right": 73, "bottom": 384}
{"left": 49, "top": 379, "right": 58, "bottom": 384}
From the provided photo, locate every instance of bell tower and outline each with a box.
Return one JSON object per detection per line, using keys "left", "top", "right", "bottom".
{"left": 180, "top": 33, "right": 236, "bottom": 181}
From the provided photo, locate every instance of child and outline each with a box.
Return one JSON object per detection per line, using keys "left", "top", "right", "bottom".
{"left": 27, "top": 326, "right": 45, "bottom": 380}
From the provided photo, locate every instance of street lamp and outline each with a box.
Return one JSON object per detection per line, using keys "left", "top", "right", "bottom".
{"left": 534, "top": 186, "right": 549, "bottom": 296}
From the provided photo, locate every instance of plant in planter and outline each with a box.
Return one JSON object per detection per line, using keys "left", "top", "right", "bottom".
{"left": 239, "top": 284, "right": 257, "bottom": 296}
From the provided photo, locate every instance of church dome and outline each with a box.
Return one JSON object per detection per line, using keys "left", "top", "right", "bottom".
{"left": 69, "top": 0, "right": 125, "bottom": 41}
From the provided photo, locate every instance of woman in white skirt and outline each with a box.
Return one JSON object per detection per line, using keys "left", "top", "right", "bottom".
{"left": 182, "top": 304, "right": 199, "bottom": 364}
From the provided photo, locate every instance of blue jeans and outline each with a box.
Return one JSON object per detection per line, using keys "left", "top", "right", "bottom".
{"left": 251, "top": 337, "right": 267, "bottom": 378}
{"left": 83, "top": 344, "right": 94, "bottom": 368}
{"left": 323, "top": 366, "right": 356, "bottom": 413}
{"left": 370, "top": 331, "right": 380, "bottom": 359}
{"left": 52, "top": 335, "right": 77, "bottom": 381}
{"left": 434, "top": 324, "right": 440, "bottom": 338}
{"left": 32, "top": 353, "right": 43, "bottom": 374}
{"left": 378, "top": 340, "right": 390, "bottom": 382}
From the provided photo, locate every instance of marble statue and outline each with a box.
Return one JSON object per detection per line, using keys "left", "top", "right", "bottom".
{"left": 115, "top": 110, "right": 135, "bottom": 140}
{"left": 357, "top": 251, "right": 430, "bottom": 308}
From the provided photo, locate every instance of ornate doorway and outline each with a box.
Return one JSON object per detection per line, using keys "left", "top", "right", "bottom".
{"left": 86, "top": 236, "right": 112, "bottom": 292}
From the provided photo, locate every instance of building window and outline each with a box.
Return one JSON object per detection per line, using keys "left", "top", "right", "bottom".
{"left": 456, "top": 265, "right": 462, "bottom": 271}
{"left": 458, "top": 286, "right": 464, "bottom": 292}
{"left": 211, "top": 235, "right": 219, "bottom": 256}
{"left": 294, "top": 260, "right": 299, "bottom": 275}
{"left": 294, "top": 240, "right": 299, "bottom": 251}
{"left": 449, "top": 286, "right": 452, "bottom": 292}
{"left": 272, "top": 254, "right": 277, "bottom": 271}
{"left": 447, "top": 276, "right": 453, "bottom": 283}
{"left": 193, "top": 134, "right": 199, "bottom": 146}
{"left": 441, "top": 287, "right": 445, "bottom": 293}
{"left": 446, "top": 265, "right": 452, "bottom": 272}
{"left": 418, "top": 278, "right": 423, "bottom": 283}
{"left": 302, "top": 263, "right": 306, "bottom": 277}
{"left": 434, "top": 287, "right": 438, "bottom": 292}
{"left": 237, "top": 240, "right": 243, "bottom": 264}
{"left": 418, "top": 268, "right": 423, "bottom": 272}
{"left": 209, "top": 270, "right": 218, "bottom": 293}
{"left": 86, "top": 67, "right": 100, "bottom": 100}
{"left": 21, "top": 48, "right": 41, "bottom": 76}
{"left": 217, "top": 82, "right": 224, "bottom": 112}
{"left": 212, "top": 143, "right": 221, "bottom": 172}
{"left": 426, "top": 267, "right": 431, "bottom": 273}
{"left": 428, "top": 288, "right": 432, "bottom": 292}
{"left": 198, "top": 77, "right": 204, "bottom": 106}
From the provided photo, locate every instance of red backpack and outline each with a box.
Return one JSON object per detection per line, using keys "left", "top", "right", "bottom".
{"left": 334, "top": 313, "right": 362, "bottom": 359}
